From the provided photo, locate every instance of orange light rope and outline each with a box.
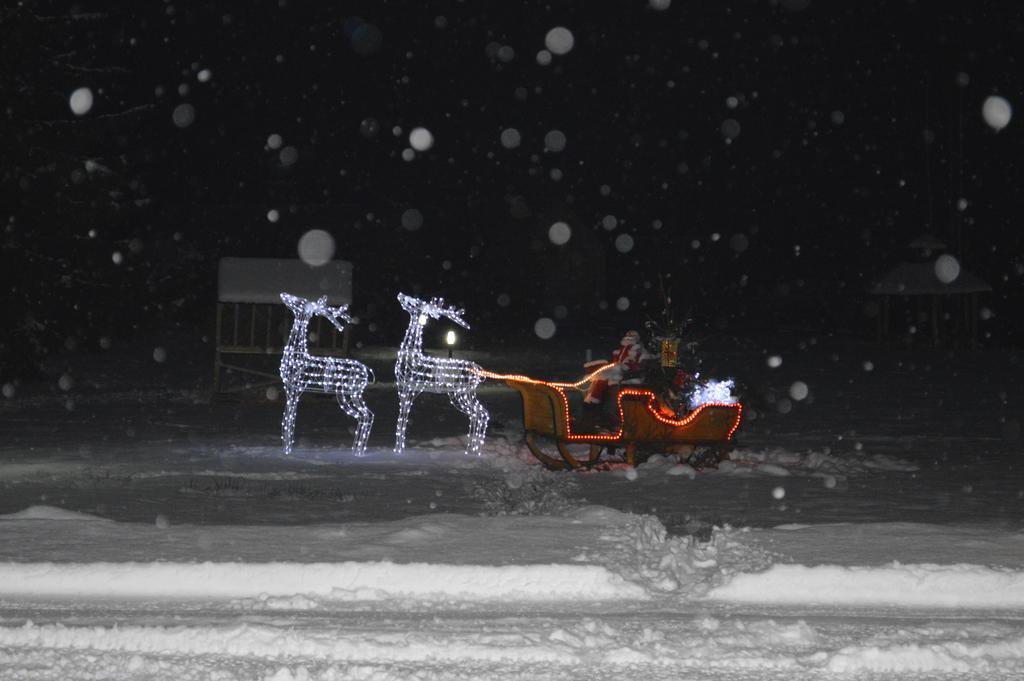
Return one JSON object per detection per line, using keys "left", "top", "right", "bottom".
{"left": 477, "top": 362, "right": 615, "bottom": 390}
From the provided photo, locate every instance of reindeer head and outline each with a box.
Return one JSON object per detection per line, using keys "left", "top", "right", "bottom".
{"left": 396, "top": 292, "right": 470, "bottom": 329}
{"left": 280, "top": 292, "right": 354, "bottom": 332}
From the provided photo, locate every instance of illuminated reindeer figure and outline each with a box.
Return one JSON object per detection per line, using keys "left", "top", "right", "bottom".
{"left": 279, "top": 293, "right": 374, "bottom": 456}
{"left": 394, "top": 293, "right": 488, "bottom": 456}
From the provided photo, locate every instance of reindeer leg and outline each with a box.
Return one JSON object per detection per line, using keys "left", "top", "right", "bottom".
{"left": 281, "top": 386, "right": 301, "bottom": 456}
{"left": 337, "top": 389, "right": 373, "bottom": 457}
{"left": 467, "top": 391, "right": 489, "bottom": 457}
{"left": 450, "top": 389, "right": 489, "bottom": 456}
{"left": 394, "top": 388, "right": 416, "bottom": 455}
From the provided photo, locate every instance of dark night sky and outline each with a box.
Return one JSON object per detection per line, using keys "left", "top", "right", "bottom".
{"left": 3, "top": 0, "right": 1023, "bottom": 372}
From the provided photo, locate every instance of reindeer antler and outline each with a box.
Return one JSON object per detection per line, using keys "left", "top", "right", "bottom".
{"left": 304, "top": 296, "right": 354, "bottom": 332}
{"left": 427, "top": 296, "right": 469, "bottom": 329}
{"left": 326, "top": 303, "right": 354, "bottom": 324}
{"left": 280, "top": 292, "right": 307, "bottom": 312}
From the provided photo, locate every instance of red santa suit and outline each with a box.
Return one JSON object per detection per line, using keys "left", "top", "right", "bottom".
{"left": 584, "top": 330, "right": 654, "bottom": 404}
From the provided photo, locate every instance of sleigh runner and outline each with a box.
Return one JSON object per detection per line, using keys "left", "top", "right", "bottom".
{"left": 497, "top": 368, "right": 742, "bottom": 470}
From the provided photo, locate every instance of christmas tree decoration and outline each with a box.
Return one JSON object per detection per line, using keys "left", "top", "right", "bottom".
{"left": 393, "top": 293, "right": 488, "bottom": 456}
{"left": 279, "top": 293, "right": 374, "bottom": 456}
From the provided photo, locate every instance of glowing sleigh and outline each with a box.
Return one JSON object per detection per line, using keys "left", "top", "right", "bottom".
{"left": 493, "top": 366, "right": 742, "bottom": 471}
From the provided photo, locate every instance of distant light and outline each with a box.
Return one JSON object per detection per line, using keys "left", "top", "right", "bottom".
{"left": 445, "top": 330, "right": 457, "bottom": 346}
{"left": 267, "top": 133, "right": 283, "bottom": 150}
{"left": 197, "top": 69, "right": 212, "bottom": 82}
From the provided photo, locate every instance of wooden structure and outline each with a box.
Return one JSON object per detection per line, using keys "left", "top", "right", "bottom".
{"left": 869, "top": 237, "right": 991, "bottom": 346}
{"left": 502, "top": 372, "right": 742, "bottom": 470}
{"left": 214, "top": 258, "right": 353, "bottom": 392}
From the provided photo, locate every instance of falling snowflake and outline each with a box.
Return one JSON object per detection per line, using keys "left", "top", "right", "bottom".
{"left": 544, "top": 27, "right": 575, "bottom": 55}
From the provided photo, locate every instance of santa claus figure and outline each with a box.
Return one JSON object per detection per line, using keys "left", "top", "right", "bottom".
{"left": 583, "top": 330, "right": 656, "bottom": 406}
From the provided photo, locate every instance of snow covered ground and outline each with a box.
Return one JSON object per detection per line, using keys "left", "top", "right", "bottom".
{"left": 1, "top": 336, "right": 1022, "bottom": 679}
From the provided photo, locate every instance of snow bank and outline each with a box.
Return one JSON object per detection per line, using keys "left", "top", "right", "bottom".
{"left": 826, "top": 635, "right": 1024, "bottom": 674}
{"left": 0, "top": 505, "right": 110, "bottom": 521}
{"left": 0, "top": 621, "right": 577, "bottom": 667}
{"left": 708, "top": 562, "right": 1024, "bottom": 609}
{"left": 5, "top": 616, "right": 1023, "bottom": 678}
{"left": 0, "top": 560, "right": 647, "bottom": 602}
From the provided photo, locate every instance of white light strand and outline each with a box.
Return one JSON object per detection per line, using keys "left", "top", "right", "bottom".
{"left": 393, "top": 293, "right": 489, "bottom": 456}
{"left": 279, "top": 293, "right": 374, "bottom": 456}
{"left": 687, "top": 378, "right": 737, "bottom": 411}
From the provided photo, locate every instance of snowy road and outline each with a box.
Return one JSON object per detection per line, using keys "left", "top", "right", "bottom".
{"left": 4, "top": 589, "right": 1024, "bottom": 679}
{"left": 1, "top": 505, "right": 1024, "bottom": 680}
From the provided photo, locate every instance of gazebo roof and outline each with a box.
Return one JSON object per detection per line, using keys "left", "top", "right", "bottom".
{"left": 869, "top": 261, "right": 992, "bottom": 296}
